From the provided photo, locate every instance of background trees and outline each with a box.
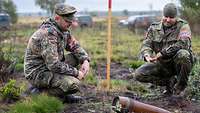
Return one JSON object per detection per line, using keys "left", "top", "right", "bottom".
{"left": 35, "top": 0, "right": 65, "bottom": 16}
{"left": 0, "top": 0, "right": 18, "bottom": 24}
{"left": 180, "top": 0, "right": 200, "bottom": 34}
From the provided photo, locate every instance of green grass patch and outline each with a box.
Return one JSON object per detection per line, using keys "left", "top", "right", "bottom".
{"left": 126, "top": 82, "right": 150, "bottom": 95}
{"left": 98, "top": 79, "right": 128, "bottom": 91}
{"left": 84, "top": 72, "right": 98, "bottom": 86}
{"left": 0, "top": 79, "right": 23, "bottom": 101}
{"left": 187, "top": 61, "right": 200, "bottom": 100}
{"left": 15, "top": 63, "right": 24, "bottom": 72}
{"left": 129, "top": 60, "right": 145, "bottom": 69}
{"left": 9, "top": 94, "right": 64, "bottom": 113}
{"left": 111, "top": 79, "right": 128, "bottom": 87}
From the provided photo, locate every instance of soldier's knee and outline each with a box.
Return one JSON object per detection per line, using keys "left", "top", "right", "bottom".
{"left": 135, "top": 69, "right": 144, "bottom": 82}
{"left": 53, "top": 76, "right": 80, "bottom": 94}
{"left": 68, "top": 77, "right": 80, "bottom": 92}
{"left": 64, "top": 76, "right": 80, "bottom": 93}
{"left": 174, "top": 49, "right": 190, "bottom": 63}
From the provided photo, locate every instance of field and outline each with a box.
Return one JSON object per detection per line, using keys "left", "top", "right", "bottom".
{"left": 0, "top": 16, "right": 200, "bottom": 113}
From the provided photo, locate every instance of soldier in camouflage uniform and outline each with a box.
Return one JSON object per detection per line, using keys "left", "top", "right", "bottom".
{"left": 24, "top": 3, "right": 90, "bottom": 102}
{"left": 135, "top": 3, "right": 193, "bottom": 96}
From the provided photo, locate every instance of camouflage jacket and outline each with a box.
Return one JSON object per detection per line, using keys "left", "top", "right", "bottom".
{"left": 24, "top": 18, "right": 89, "bottom": 78}
{"left": 141, "top": 18, "right": 192, "bottom": 59}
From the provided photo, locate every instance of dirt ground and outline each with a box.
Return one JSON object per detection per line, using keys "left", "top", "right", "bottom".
{"left": 0, "top": 63, "right": 197, "bottom": 113}
{"left": 1, "top": 20, "right": 200, "bottom": 113}
{"left": 62, "top": 86, "right": 200, "bottom": 113}
{"left": 60, "top": 63, "right": 200, "bottom": 113}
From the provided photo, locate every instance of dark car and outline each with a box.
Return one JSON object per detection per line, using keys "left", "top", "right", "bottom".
{"left": 75, "top": 14, "right": 93, "bottom": 28}
{"left": 127, "top": 15, "right": 161, "bottom": 34}
{"left": 0, "top": 13, "right": 11, "bottom": 30}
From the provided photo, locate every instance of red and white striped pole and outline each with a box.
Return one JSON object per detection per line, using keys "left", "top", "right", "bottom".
{"left": 106, "top": 0, "right": 112, "bottom": 89}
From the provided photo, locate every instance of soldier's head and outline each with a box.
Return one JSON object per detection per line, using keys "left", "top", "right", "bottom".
{"left": 162, "top": 3, "right": 178, "bottom": 27}
{"left": 54, "top": 3, "right": 77, "bottom": 31}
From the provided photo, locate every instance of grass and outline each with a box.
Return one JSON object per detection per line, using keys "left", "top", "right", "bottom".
{"left": 84, "top": 71, "right": 98, "bottom": 86}
{"left": 129, "top": 60, "right": 145, "bottom": 69}
{"left": 74, "top": 24, "right": 142, "bottom": 65}
{"left": 15, "top": 63, "right": 24, "bottom": 72}
{"left": 187, "top": 61, "right": 200, "bottom": 101}
{"left": 97, "top": 79, "right": 129, "bottom": 91}
{"left": 8, "top": 94, "right": 64, "bottom": 113}
{"left": 192, "top": 36, "right": 200, "bottom": 55}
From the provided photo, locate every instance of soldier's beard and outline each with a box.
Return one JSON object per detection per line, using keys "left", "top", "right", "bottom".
{"left": 162, "top": 19, "right": 176, "bottom": 27}
{"left": 163, "top": 22, "right": 174, "bottom": 27}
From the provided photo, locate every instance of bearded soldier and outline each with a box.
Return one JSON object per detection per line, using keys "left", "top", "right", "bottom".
{"left": 135, "top": 3, "right": 193, "bottom": 96}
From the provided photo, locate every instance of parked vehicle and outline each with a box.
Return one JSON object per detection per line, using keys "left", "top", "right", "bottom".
{"left": 127, "top": 15, "right": 161, "bottom": 34}
{"left": 118, "top": 19, "right": 128, "bottom": 27}
{"left": 75, "top": 14, "right": 93, "bottom": 28}
{"left": 0, "top": 13, "right": 11, "bottom": 30}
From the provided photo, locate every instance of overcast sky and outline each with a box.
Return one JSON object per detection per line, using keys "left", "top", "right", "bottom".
{"left": 12, "top": 0, "right": 180, "bottom": 13}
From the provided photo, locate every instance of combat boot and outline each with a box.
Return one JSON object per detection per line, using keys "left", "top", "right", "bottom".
{"left": 23, "top": 85, "right": 42, "bottom": 96}
{"left": 163, "top": 86, "right": 173, "bottom": 96}
{"left": 63, "top": 94, "right": 84, "bottom": 103}
{"left": 163, "top": 77, "right": 177, "bottom": 96}
{"left": 174, "top": 84, "right": 186, "bottom": 96}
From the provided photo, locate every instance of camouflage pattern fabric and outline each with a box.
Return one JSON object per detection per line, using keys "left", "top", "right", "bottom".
{"left": 136, "top": 18, "right": 193, "bottom": 92}
{"left": 54, "top": 3, "right": 76, "bottom": 16}
{"left": 24, "top": 18, "right": 89, "bottom": 95}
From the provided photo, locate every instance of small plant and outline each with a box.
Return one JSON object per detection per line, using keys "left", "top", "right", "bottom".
{"left": 84, "top": 73, "right": 98, "bottom": 86}
{"left": 126, "top": 82, "right": 149, "bottom": 95}
{"left": 187, "top": 62, "right": 200, "bottom": 101}
{"left": 9, "top": 94, "right": 64, "bottom": 113}
{"left": 0, "top": 79, "right": 23, "bottom": 102}
{"left": 9, "top": 99, "right": 33, "bottom": 113}
{"left": 98, "top": 79, "right": 128, "bottom": 91}
{"left": 129, "top": 60, "right": 145, "bottom": 69}
{"left": 15, "top": 63, "right": 24, "bottom": 72}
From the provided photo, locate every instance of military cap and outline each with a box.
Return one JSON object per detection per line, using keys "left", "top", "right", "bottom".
{"left": 54, "top": 3, "right": 77, "bottom": 22}
{"left": 163, "top": 3, "right": 177, "bottom": 18}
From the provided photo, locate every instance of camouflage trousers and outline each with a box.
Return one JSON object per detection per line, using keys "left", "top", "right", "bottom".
{"left": 27, "top": 53, "right": 80, "bottom": 96}
{"left": 135, "top": 49, "right": 193, "bottom": 90}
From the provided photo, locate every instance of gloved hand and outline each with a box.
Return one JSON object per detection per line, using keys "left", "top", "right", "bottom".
{"left": 79, "top": 60, "right": 90, "bottom": 76}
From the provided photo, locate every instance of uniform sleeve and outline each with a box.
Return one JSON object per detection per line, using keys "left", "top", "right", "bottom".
{"left": 160, "top": 24, "right": 192, "bottom": 58}
{"left": 140, "top": 27, "right": 154, "bottom": 59}
{"left": 41, "top": 32, "right": 79, "bottom": 77}
{"left": 64, "top": 34, "right": 90, "bottom": 63}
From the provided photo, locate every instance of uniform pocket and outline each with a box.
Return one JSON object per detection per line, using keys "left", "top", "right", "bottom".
{"left": 152, "top": 40, "right": 162, "bottom": 53}
{"left": 33, "top": 71, "right": 53, "bottom": 88}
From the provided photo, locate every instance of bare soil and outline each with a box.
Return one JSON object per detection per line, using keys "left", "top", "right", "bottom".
{"left": 0, "top": 62, "right": 200, "bottom": 113}
{"left": 62, "top": 63, "right": 200, "bottom": 113}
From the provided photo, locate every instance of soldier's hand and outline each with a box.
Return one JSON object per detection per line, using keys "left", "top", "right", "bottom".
{"left": 77, "top": 71, "right": 85, "bottom": 80}
{"left": 80, "top": 60, "right": 90, "bottom": 76}
{"left": 145, "top": 55, "right": 154, "bottom": 62}
{"left": 150, "top": 53, "right": 162, "bottom": 62}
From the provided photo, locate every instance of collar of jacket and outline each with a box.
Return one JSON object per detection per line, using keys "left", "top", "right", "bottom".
{"left": 154, "top": 17, "right": 181, "bottom": 31}
{"left": 40, "top": 18, "right": 67, "bottom": 39}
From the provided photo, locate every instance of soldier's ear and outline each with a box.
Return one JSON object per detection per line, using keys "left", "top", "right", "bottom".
{"left": 55, "top": 15, "right": 61, "bottom": 21}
